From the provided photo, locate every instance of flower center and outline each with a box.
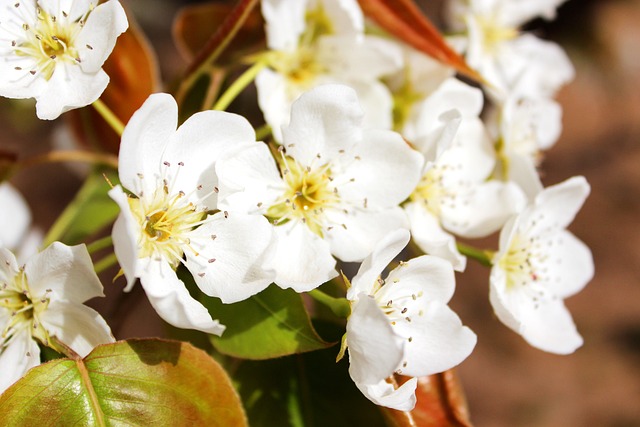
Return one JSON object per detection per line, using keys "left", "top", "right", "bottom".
{"left": 264, "top": 4, "right": 333, "bottom": 90}
{"left": 498, "top": 231, "right": 546, "bottom": 289}
{"left": 1, "top": 271, "right": 50, "bottom": 344}
{"left": 267, "top": 156, "right": 339, "bottom": 237}
{"left": 129, "top": 188, "right": 207, "bottom": 267}
{"left": 12, "top": 3, "right": 88, "bottom": 80}
{"left": 476, "top": 15, "right": 518, "bottom": 53}
{"left": 409, "top": 165, "right": 450, "bottom": 217}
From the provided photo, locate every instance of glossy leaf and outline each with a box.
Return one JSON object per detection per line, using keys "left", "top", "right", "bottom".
{"left": 380, "top": 370, "right": 472, "bottom": 427}
{"left": 358, "top": 0, "right": 481, "bottom": 81}
{"left": 67, "top": 8, "right": 160, "bottom": 154}
{"left": 202, "top": 284, "right": 332, "bottom": 360}
{"left": 173, "top": 2, "right": 265, "bottom": 64}
{"left": 43, "top": 169, "right": 120, "bottom": 247}
{"left": 233, "top": 323, "right": 387, "bottom": 427}
{"left": 0, "top": 339, "right": 247, "bottom": 426}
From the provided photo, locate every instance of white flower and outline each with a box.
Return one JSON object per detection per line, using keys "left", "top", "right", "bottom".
{"left": 109, "top": 93, "right": 275, "bottom": 335}
{"left": 400, "top": 79, "right": 525, "bottom": 270}
{"left": 258, "top": 0, "right": 401, "bottom": 140}
{"left": 217, "top": 84, "right": 423, "bottom": 291}
{"left": 344, "top": 229, "right": 476, "bottom": 411}
{"left": 487, "top": 95, "right": 563, "bottom": 198}
{"left": 446, "top": 0, "right": 573, "bottom": 99}
{"left": 0, "top": 0, "right": 129, "bottom": 119}
{"left": 490, "top": 176, "right": 593, "bottom": 354}
{"left": 0, "top": 242, "right": 114, "bottom": 392}
{"left": 0, "top": 183, "right": 42, "bottom": 262}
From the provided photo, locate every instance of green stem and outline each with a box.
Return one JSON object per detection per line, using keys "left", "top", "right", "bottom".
{"left": 307, "top": 289, "right": 351, "bottom": 318}
{"left": 86, "top": 235, "right": 113, "bottom": 254}
{"left": 255, "top": 124, "right": 272, "bottom": 141}
{"left": 43, "top": 170, "right": 109, "bottom": 247}
{"left": 212, "top": 60, "right": 267, "bottom": 111}
{"left": 94, "top": 253, "right": 119, "bottom": 275}
{"left": 456, "top": 242, "right": 494, "bottom": 267}
{"left": 92, "top": 99, "right": 125, "bottom": 136}
{"left": 177, "top": 0, "right": 260, "bottom": 105}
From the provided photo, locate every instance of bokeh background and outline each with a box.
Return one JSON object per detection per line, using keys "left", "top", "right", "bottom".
{"left": 1, "top": 0, "right": 639, "bottom": 425}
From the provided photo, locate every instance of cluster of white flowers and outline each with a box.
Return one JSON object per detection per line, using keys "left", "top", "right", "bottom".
{"left": 0, "top": 0, "right": 593, "bottom": 414}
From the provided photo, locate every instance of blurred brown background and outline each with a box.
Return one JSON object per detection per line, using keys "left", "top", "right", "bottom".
{"left": 1, "top": 0, "right": 639, "bottom": 425}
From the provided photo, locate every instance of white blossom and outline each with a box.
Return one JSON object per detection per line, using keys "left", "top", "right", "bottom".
{"left": 344, "top": 229, "right": 476, "bottom": 410}
{"left": 217, "top": 84, "right": 423, "bottom": 291}
{"left": 399, "top": 79, "right": 525, "bottom": 270}
{"left": 490, "top": 176, "right": 593, "bottom": 354}
{"left": 258, "top": 0, "right": 401, "bottom": 140}
{"left": 446, "top": 0, "right": 573, "bottom": 99}
{"left": 109, "top": 93, "right": 275, "bottom": 335}
{"left": 0, "top": 0, "right": 129, "bottom": 119}
{"left": 0, "top": 242, "right": 114, "bottom": 392}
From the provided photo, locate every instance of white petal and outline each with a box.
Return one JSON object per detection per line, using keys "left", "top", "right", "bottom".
{"left": 348, "top": 229, "right": 410, "bottom": 300}
{"left": 269, "top": 222, "right": 337, "bottom": 292}
{"left": 23, "top": 242, "right": 104, "bottom": 304}
{"left": 40, "top": 301, "right": 114, "bottom": 357}
{"left": 502, "top": 35, "right": 575, "bottom": 98}
{"left": 544, "top": 230, "right": 594, "bottom": 299}
{"left": 507, "top": 154, "right": 543, "bottom": 201}
{"left": 35, "top": 65, "right": 109, "bottom": 120}
{"left": 283, "top": 84, "right": 364, "bottom": 165}
{"left": 338, "top": 129, "right": 423, "bottom": 208}
{"left": 383, "top": 255, "right": 456, "bottom": 305}
{"left": 319, "top": 0, "right": 364, "bottom": 35}
{"left": 0, "top": 329, "right": 40, "bottom": 394}
{"left": 518, "top": 298, "right": 583, "bottom": 355}
{"left": 76, "top": 0, "right": 129, "bottom": 74}
{"left": 320, "top": 35, "right": 402, "bottom": 81}
{"left": 261, "top": 0, "right": 307, "bottom": 50}
{"left": 441, "top": 180, "right": 526, "bottom": 238}
{"left": 216, "top": 142, "right": 283, "bottom": 214}
{"left": 118, "top": 93, "right": 178, "bottom": 195}
{"left": 347, "top": 294, "right": 404, "bottom": 384}
{"left": 163, "top": 110, "right": 256, "bottom": 209}
{"left": 397, "top": 303, "right": 476, "bottom": 377}
{"left": 255, "top": 68, "right": 291, "bottom": 142}
{"left": 405, "top": 202, "right": 466, "bottom": 272}
{"left": 347, "top": 79, "right": 395, "bottom": 132}
{"left": 139, "top": 259, "right": 226, "bottom": 335}
{"left": 0, "top": 248, "right": 19, "bottom": 284}
{"left": 109, "top": 186, "right": 142, "bottom": 291}
{"left": 186, "top": 212, "right": 275, "bottom": 303}
{"left": 532, "top": 176, "right": 590, "bottom": 231}
{"left": 355, "top": 377, "right": 418, "bottom": 411}
{"left": 0, "top": 183, "right": 31, "bottom": 249}
{"left": 325, "top": 207, "right": 409, "bottom": 263}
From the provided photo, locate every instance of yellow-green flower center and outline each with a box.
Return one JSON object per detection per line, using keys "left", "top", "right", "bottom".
{"left": 498, "top": 232, "right": 545, "bottom": 289}
{"left": 476, "top": 15, "right": 518, "bottom": 53}
{"left": 267, "top": 157, "right": 339, "bottom": 237}
{"left": 264, "top": 4, "right": 334, "bottom": 90}
{"left": 129, "top": 190, "right": 207, "bottom": 267}
{"left": 409, "top": 166, "right": 450, "bottom": 217}
{"left": 13, "top": 4, "right": 88, "bottom": 80}
{"left": 1, "top": 271, "right": 50, "bottom": 344}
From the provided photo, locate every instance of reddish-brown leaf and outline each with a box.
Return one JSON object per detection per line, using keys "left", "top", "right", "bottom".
{"left": 358, "top": 0, "right": 481, "bottom": 82}
{"left": 380, "top": 370, "right": 473, "bottom": 427}
{"left": 66, "top": 8, "right": 160, "bottom": 154}
{"left": 173, "top": 2, "right": 265, "bottom": 64}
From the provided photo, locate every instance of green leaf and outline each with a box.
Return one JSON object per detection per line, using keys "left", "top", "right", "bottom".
{"left": 43, "top": 168, "right": 120, "bottom": 247}
{"left": 201, "top": 284, "right": 332, "bottom": 359}
{"left": 0, "top": 339, "right": 247, "bottom": 426}
{"left": 232, "top": 324, "right": 387, "bottom": 427}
